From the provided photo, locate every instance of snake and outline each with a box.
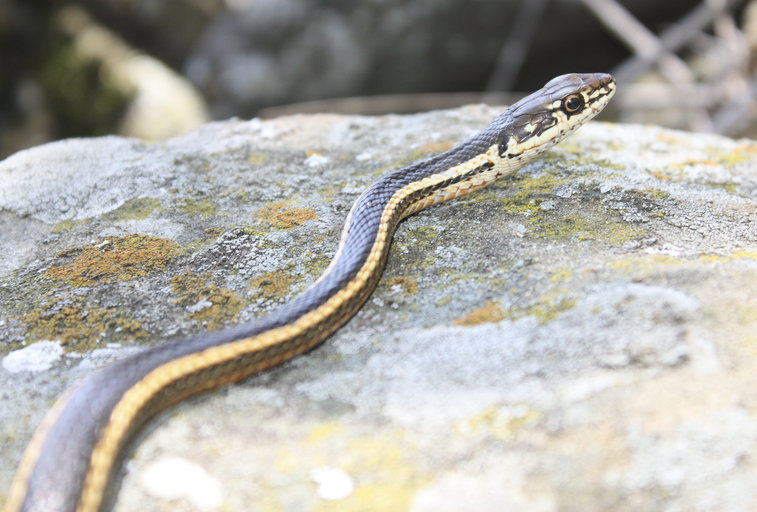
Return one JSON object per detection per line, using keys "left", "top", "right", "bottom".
{"left": 3, "top": 72, "right": 615, "bottom": 512}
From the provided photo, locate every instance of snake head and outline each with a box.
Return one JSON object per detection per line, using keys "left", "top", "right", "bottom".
{"left": 497, "top": 72, "right": 616, "bottom": 160}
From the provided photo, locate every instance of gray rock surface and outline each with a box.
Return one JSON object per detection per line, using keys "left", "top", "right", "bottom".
{"left": 1, "top": 107, "right": 757, "bottom": 511}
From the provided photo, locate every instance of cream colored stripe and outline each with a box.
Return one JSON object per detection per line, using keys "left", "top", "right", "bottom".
{"left": 76, "top": 143, "right": 513, "bottom": 512}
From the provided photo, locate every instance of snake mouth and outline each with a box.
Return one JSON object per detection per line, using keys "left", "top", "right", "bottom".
{"left": 589, "top": 86, "right": 616, "bottom": 112}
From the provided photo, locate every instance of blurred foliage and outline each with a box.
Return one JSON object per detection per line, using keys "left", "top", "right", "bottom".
{"left": 40, "top": 38, "right": 132, "bottom": 137}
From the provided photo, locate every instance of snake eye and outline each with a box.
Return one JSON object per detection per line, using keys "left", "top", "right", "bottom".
{"left": 563, "top": 94, "right": 584, "bottom": 114}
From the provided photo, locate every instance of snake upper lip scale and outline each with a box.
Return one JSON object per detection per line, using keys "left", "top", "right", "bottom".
{"left": 4, "top": 73, "right": 615, "bottom": 512}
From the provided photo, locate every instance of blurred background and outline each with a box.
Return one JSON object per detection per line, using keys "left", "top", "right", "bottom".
{"left": 1, "top": 0, "right": 755, "bottom": 159}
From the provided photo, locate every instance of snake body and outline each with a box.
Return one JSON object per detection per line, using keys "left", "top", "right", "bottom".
{"left": 4, "top": 72, "right": 615, "bottom": 512}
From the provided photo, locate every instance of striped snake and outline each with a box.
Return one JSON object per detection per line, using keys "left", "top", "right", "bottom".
{"left": 4, "top": 72, "right": 615, "bottom": 512}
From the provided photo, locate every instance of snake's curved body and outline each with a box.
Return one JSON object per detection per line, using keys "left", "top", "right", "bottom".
{"left": 4, "top": 73, "right": 615, "bottom": 512}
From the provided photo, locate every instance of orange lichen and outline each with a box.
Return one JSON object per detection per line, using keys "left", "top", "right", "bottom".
{"left": 453, "top": 301, "right": 505, "bottom": 326}
{"left": 385, "top": 276, "right": 418, "bottom": 295}
{"left": 170, "top": 272, "right": 243, "bottom": 330}
{"left": 254, "top": 201, "right": 318, "bottom": 230}
{"left": 22, "top": 297, "right": 146, "bottom": 352}
{"left": 248, "top": 270, "right": 301, "bottom": 301}
{"left": 45, "top": 234, "right": 178, "bottom": 286}
{"left": 416, "top": 141, "right": 455, "bottom": 154}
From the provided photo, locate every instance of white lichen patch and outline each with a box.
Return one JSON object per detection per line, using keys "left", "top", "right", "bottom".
{"left": 2, "top": 341, "right": 63, "bottom": 373}
{"left": 309, "top": 466, "right": 354, "bottom": 500}
{"left": 139, "top": 457, "right": 223, "bottom": 510}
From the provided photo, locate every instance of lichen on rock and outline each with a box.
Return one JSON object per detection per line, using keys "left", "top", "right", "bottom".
{"left": 1, "top": 109, "right": 757, "bottom": 511}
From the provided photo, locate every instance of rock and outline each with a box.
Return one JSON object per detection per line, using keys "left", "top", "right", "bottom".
{"left": 1, "top": 106, "right": 757, "bottom": 511}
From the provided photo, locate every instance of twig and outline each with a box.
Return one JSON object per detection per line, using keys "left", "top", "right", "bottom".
{"left": 578, "top": 0, "right": 694, "bottom": 83}
{"left": 613, "top": 0, "right": 746, "bottom": 84}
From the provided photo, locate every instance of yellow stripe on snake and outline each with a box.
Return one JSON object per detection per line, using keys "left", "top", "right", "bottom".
{"left": 4, "top": 72, "right": 615, "bottom": 512}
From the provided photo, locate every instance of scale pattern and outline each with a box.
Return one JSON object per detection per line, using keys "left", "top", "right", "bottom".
{"left": 6, "top": 73, "right": 615, "bottom": 512}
